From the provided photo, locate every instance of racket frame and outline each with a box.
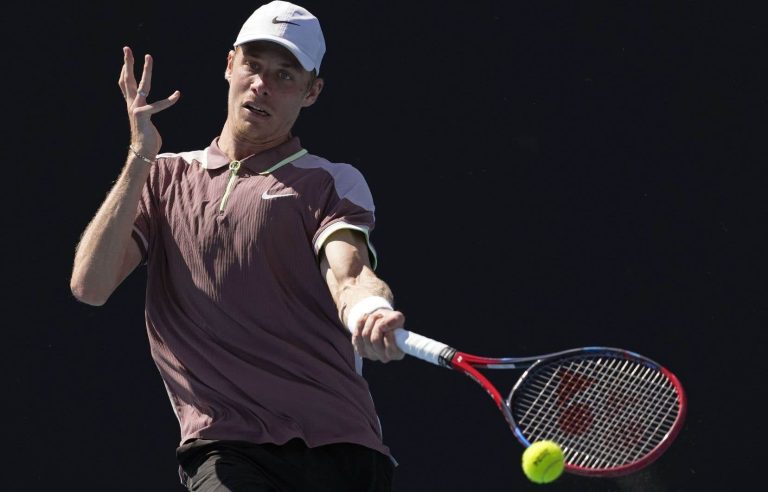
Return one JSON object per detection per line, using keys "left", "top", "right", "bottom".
{"left": 396, "top": 330, "right": 687, "bottom": 478}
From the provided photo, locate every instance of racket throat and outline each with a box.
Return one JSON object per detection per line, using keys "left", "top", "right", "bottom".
{"left": 438, "top": 347, "right": 457, "bottom": 367}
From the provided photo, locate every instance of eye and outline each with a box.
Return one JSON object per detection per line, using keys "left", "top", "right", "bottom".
{"left": 278, "top": 71, "right": 294, "bottom": 81}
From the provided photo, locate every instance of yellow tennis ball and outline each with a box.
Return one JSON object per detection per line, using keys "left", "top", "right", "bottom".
{"left": 521, "top": 440, "right": 565, "bottom": 484}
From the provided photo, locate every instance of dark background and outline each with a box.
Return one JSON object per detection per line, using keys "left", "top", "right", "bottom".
{"left": 5, "top": 0, "right": 765, "bottom": 490}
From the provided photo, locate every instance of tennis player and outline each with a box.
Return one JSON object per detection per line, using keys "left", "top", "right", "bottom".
{"left": 70, "top": 1, "right": 404, "bottom": 490}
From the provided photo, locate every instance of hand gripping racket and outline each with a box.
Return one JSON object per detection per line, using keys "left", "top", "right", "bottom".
{"left": 393, "top": 328, "right": 687, "bottom": 477}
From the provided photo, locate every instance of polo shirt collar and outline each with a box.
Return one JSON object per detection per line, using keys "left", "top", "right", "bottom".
{"left": 204, "top": 136, "right": 304, "bottom": 174}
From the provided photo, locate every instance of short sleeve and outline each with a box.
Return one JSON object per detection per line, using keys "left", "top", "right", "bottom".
{"left": 311, "top": 163, "right": 379, "bottom": 269}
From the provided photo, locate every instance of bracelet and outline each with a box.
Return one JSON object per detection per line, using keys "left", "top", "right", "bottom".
{"left": 128, "top": 145, "right": 156, "bottom": 164}
{"left": 345, "top": 296, "right": 393, "bottom": 334}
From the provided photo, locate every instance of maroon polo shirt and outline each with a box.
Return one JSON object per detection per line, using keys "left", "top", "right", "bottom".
{"left": 131, "top": 136, "right": 391, "bottom": 459}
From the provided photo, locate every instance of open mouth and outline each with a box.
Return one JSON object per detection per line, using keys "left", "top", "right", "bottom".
{"left": 244, "top": 102, "right": 270, "bottom": 116}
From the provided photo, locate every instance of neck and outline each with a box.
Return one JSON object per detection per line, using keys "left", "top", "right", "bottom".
{"left": 218, "top": 122, "right": 292, "bottom": 160}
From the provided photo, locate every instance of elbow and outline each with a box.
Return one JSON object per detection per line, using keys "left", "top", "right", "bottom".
{"left": 69, "top": 279, "right": 109, "bottom": 306}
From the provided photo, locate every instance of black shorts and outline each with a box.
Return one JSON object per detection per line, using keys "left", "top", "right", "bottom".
{"left": 176, "top": 438, "right": 394, "bottom": 492}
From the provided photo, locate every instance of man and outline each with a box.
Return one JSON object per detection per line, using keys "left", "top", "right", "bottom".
{"left": 70, "top": 1, "right": 404, "bottom": 490}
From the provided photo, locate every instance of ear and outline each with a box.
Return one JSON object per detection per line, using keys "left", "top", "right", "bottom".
{"left": 301, "top": 77, "right": 324, "bottom": 108}
{"left": 225, "top": 49, "right": 235, "bottom": 81}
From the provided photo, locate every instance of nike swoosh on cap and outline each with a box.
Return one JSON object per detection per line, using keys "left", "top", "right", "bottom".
{"left": 272, "top": 16, "right": 299, "bottom": 26}
{"left": 262, "top": 191, "right": 298, "bottom": 200}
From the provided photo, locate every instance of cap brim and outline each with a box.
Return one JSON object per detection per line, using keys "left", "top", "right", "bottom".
{"left": 234, "top": 34, "right": 316, "bottom": 72}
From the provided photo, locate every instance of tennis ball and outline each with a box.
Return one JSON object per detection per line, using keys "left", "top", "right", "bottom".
{"left": 521, "top": 440, "right": 565, "bottom": 484}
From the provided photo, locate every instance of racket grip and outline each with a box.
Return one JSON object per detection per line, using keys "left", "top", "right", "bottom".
{"left": 394, "top": 328, "right": 452, "bottom": 366}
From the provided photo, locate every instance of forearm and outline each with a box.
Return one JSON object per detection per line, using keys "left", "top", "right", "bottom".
{"left": 336, "top": 268, "right": 394, "bottom": 326}
{"left": 321, "top": 230, "right": 405, "bottom": 362}
{"left": 70, "top": 156, "right": 150, "bottom": 305}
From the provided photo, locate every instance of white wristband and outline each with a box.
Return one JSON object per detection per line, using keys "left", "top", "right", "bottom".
{"left": 345, "top": 296, "right": 393, "bottom": 334}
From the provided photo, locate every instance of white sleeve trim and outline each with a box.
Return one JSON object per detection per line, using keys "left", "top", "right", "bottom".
{"left": 314, "top": 222, "right": 378, "bottom": 270}
{"left": 132, "top": 225, "right": 148, "bottom": 252}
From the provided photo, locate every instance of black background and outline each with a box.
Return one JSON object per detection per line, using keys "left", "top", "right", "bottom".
{"left": 5, "top": 1, "right": 765, "bottom": 490}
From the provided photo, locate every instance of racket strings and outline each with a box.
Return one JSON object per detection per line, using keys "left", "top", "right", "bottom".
{"left": 510, "top": 354, "right": 681, "bottom": 471}
{"left": 567, "top": 359, "right": 676, "bottom": 469}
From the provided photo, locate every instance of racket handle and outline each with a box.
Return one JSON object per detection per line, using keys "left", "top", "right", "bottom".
{"left": 344, "top": 297, "right": 453, "bottom": 366}
{"left": 394, "top": 328, "right": 454, "bottom": 367}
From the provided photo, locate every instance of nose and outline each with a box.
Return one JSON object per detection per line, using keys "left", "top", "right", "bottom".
{"left": 251, "top": 74, "right": 270, "bottom": 96}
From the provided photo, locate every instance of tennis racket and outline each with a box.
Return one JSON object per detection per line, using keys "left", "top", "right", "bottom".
{"left": 393, "top": 328, "right": 687, "bottom": 477}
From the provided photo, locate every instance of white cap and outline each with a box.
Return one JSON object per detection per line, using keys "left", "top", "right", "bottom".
{"left": 234, "top": 1, "right": 326, "bottom": 74}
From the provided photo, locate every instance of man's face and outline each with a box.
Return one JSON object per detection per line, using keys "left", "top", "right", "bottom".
{"left": 225, "top": 41, "right": 322, "bottom": 145}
